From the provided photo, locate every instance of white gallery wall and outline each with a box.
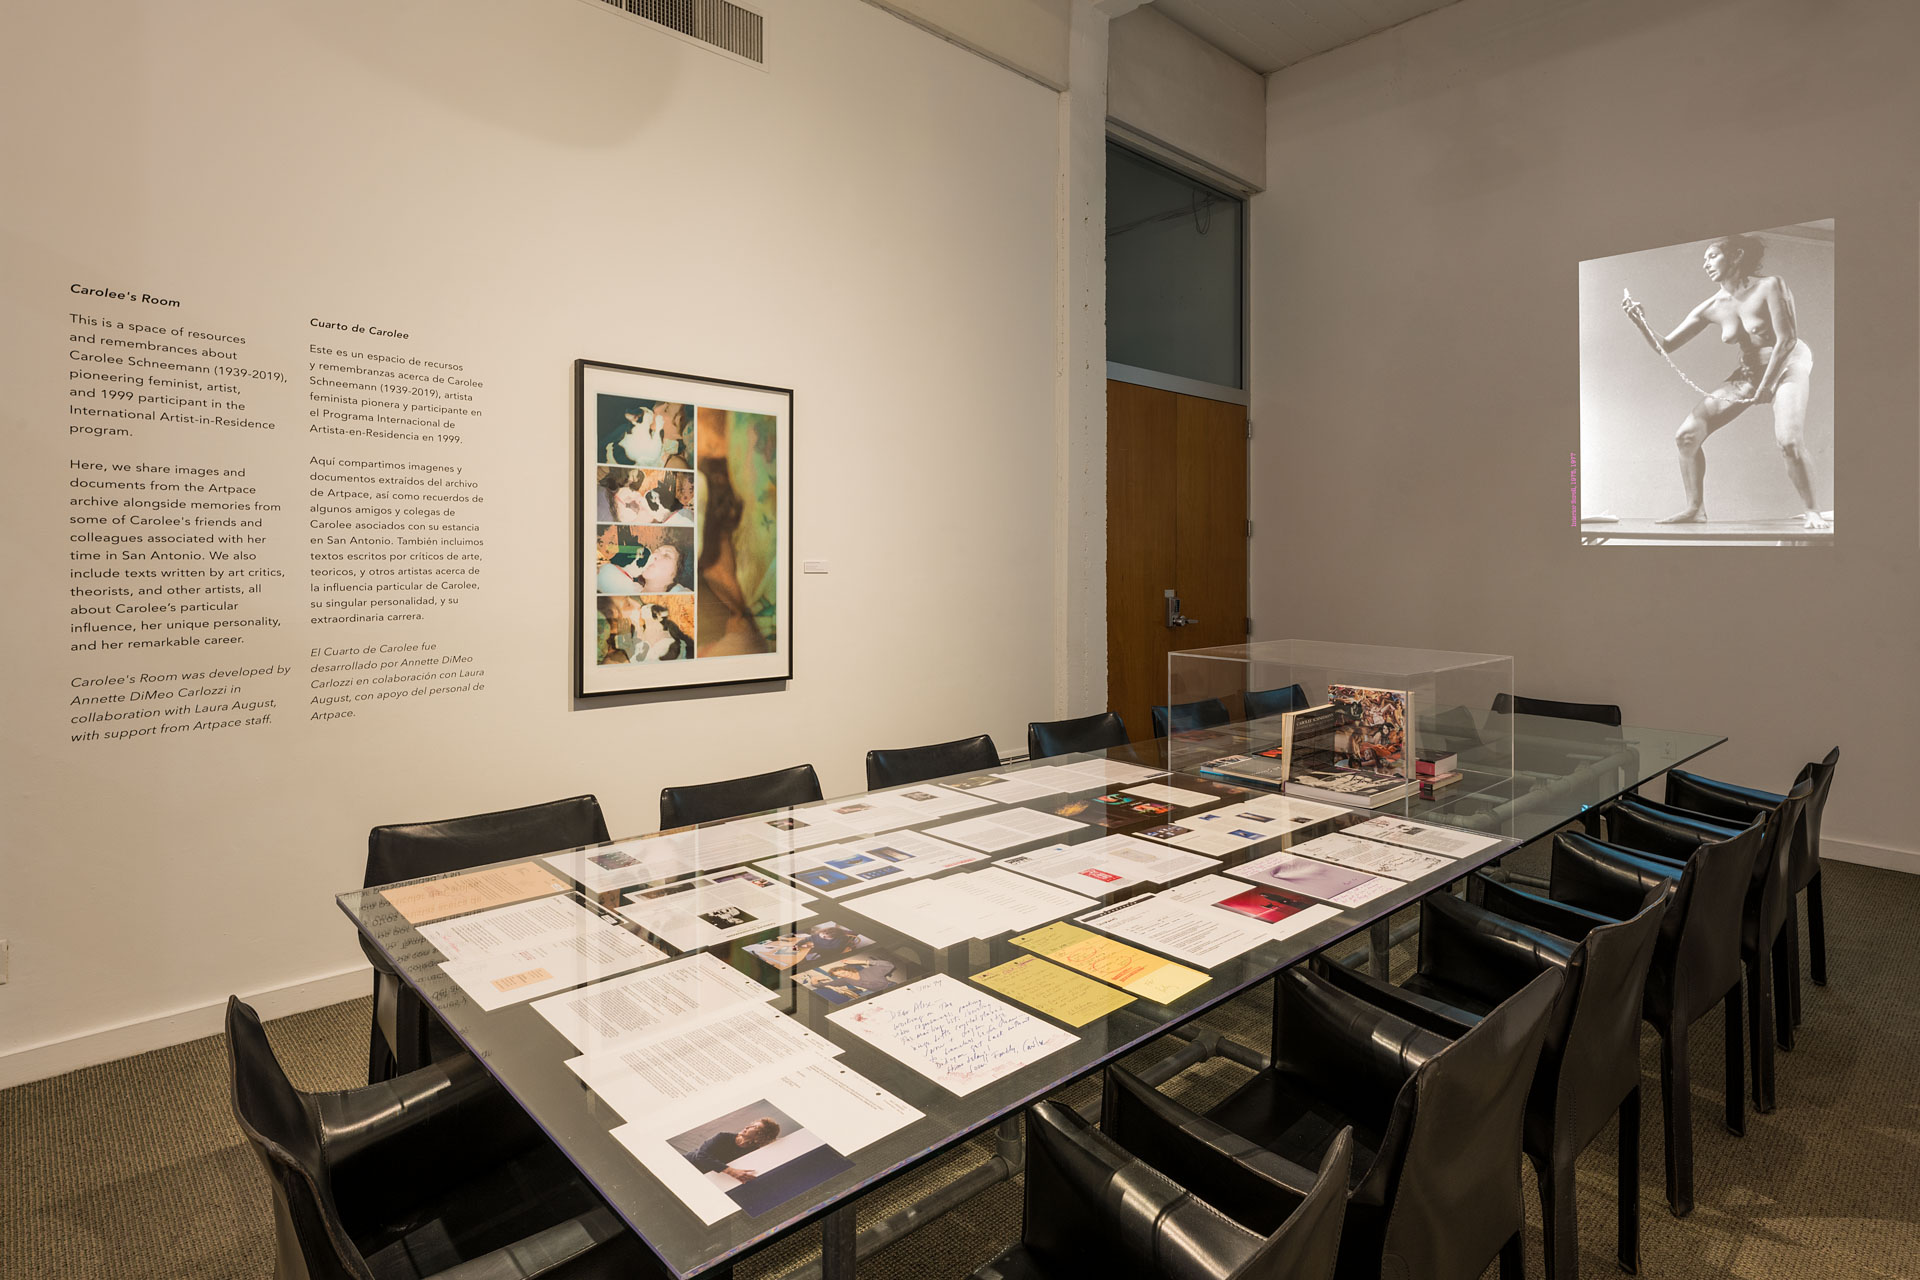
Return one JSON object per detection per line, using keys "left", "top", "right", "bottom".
{"left": 0, "top": 0, "right": 1062, "bottom": 1080}
{"left": 1248, "top": 0, "right": 1919, "bottom": 865}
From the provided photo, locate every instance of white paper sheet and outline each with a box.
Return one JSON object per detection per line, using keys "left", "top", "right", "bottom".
{"left": 1039, "top": 758, "right": 1165, "bottom": 791}
{"left": 794, "top": 796, "right": 921, "bottom": 836}
{"left": 1125, "top": 782, "right": 1225, "bottom": 808}
{"left": 440, "top": 919, "right": 669, "bottom": 1011}
{"left": 844, "top": 868, "right": 1097, "bottom": 948}
{"left": 532, "top": 952, "right": 777, "bottom": 1054}
{"left": 998, "top": 835, "right": 1215, "bottom": 894}
{"left": 1343, "top": 817, "right": 1506, "bottom": 859}
{"left": 864, "top": 784, "right": 997, "bottom": 819}
{"left": 619, "top": 870, "right": 817, "bottom": 951}
{"left": 754, "top": 832, "right": 984, "bottom": 897}
{"left": 924, "top": 808, "right": 1088, "bottom": 853}
{"left": 936, "top": 771, "right": 1070, "bottom": 804}
{"left": 827, "top": 973, "right": 1078, "bottom": 1096}
{"left": 1160, "top": 874, "right": 1343, "bottom": 942}
{"left": 418, "top": 894, "right": 603, "bottom": 963}
{"left": 543, "top": 833, "right": 710, "bottom": 894}
{"left": 1229, "top": 794, "right": 1352, "bottom": 827}
{"left": 1133, "top": 810, "right": 1274, "bottom": 856}
{"left": 1226, "top": 851, "right": 1400, "bottom": 907}
{"left": 1074, "top": 892, "right": 1270, "bottom": 968}
{"left": 1288, "top": 832, "right": 1453, "bottom": 881}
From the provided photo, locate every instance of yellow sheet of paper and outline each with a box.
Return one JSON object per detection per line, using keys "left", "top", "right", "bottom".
{"left": 380, "top": 863, "right": 570, "bottom": 925}
{"left": 1011, "top": 921, "right": 1209, "bottom": 1003}
{"left": 972, "top": 955, "right": 1134, "bottom": 1028}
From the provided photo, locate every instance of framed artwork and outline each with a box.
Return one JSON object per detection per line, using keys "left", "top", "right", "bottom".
{"left": 576, "top": 360, "right": 792, "bottom": 696}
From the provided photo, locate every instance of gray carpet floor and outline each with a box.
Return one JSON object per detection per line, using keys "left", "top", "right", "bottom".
{"left": 5, "top": 856, "right": 1917, "bottom": 1278}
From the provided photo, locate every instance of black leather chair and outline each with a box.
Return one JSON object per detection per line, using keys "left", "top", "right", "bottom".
{"left": 1102, "top": 965, "right": 1563, "bottom": 1280}
{"left": 1661, "top": 748, "right": 1839, "bottom": 1040}
{"left": 658, "top": 762, "right": 822, "bottom": 829}
{"left": 1317, "top": 883, "right": 1671, "bottom": 1280}
{"left": 972, "top": 1101, "right": 1351, "bottom": 1280}
{"left": 1539, "top": 825, "right": 1763, "bottom": 1216}
{"left": 1027, "top": 711, "right": 1131, "bottom": 760}
{"left": 1491, "top": 693, "right": 1623, "bottom": 728}
{"left": 1599, "top": 779, "right": 1812, "bottom": 1113}
{"left": 227, "top": 997, "right": 662, "bottom": 1280}
{"left": 1149, "top": 698, "right": 1232, "bottom": 739}
{"left": 363, "top": 795, "right": 611, "bottom": 1082}
{"left": 865, "top": 734, "right": 999, "bottom": 789}
{"left": 1243, "top": 685, "right": 1309, "bottom": 720}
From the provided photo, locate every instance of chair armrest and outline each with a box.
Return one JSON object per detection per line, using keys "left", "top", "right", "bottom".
{"left": 1606, "top": 801, "right": 1742, "bottom": 862}
{"left": 1549, "top": 834, "right": 1678, "bottom": 919}
{"left": 1308, "top": 956, "right": 1479, "bottom": 1038}
{"left": 1416, "top": 891, "right": 1574, "bottom": 1001}
{"left": 432, "top": 1207, "right": 661, "bottom": 1280}
{"left": 1472, "top": 874, "right": 1610, "bottom": 941}
{"left": 1271, "top": 969, "right": 1452, "bottom": 1131}
{"left": 1666, "top": 768, "right": 1783, "bottom": 826}
{"left": 1102, "top": 1067, "right": 1317, "bottom": 1233}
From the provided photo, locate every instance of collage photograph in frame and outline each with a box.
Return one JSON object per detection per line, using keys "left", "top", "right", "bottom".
{"left": 577, "top": 360, "right": 792, "bottom": 695}
{"left": 1576, "top": 221, "right": 1834, "bottom": 547}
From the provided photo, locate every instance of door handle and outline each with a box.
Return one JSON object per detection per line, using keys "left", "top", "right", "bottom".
{"left": 1164, "top": 589, "right": 1199, "bottom": 629}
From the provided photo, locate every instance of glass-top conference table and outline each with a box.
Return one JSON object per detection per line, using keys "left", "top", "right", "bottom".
{"left": 338, "top": 719, "right": 1723, "bottom": 1280}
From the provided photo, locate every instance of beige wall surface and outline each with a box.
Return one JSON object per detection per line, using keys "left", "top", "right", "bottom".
{"left": 0, "top": 0, "right": 1060, "bottom": 1077}
{"left": 862, "top": 0, "right": 1072, "bottom": 88}
{"left": 1108, "top": 5, "right": 1266, "bottom": 192}
{"left": 1249, "top": 0, "right": 1918, "bottom": 862}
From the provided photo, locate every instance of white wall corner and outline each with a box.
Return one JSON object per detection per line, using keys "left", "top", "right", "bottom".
{"left": 1053, "top": 0, "right": 1110, "bottom": 720}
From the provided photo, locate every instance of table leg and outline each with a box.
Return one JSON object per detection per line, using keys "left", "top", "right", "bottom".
{"left": 821, "top": 1204, "right": 857, "bottom": 1280}
{"left": 1370, "top": 919, "right": 1391, "bottom": 977}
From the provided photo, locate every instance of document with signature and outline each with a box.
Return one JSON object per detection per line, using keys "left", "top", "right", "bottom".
{"left": 533, "top": 952, "right": 776, "bottom": 1054}
{"left": 1288, "top": 832, "right": 1453, "bottom": 881}
{"left": 438, "top": 907, "right": 669, "bottom": 1011}
{"left": 828, "top": 973, "right": 1077, "bottom": 1095}
{"left": 1343, "top": 816, "right": 1505, "bottom": 859}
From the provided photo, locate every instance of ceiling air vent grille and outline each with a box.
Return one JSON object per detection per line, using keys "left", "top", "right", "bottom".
{"left": 593, "top": 0, "right": 765, "bottom": 65}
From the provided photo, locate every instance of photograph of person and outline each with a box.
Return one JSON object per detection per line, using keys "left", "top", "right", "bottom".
{"left": 792, "top": 947, "right": 923, "bottom": 1007}
{"left": 596, "top": 468, "right": 696, "bottom": 526}
{"left": 743, "top": 921, "right": 873, "bottom": 971}
{"left": 596, "top": 596, "right": 694, "bottom": 665}
{"left": 596, "top": 525, "right": 695, "bottom": 595}
{"left": 595, "top": 395, "right": 693, "bottom": 470}
{"left": 694, "top": 406, "right": 779, "bottom": 656}
{"left": 667, "top": 1100, "right": 853, "bottom": 1217}
{"left": 1578, "top": 222, "right": 1834, "bottom": 545}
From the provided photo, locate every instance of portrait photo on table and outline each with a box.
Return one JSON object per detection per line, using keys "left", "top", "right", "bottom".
{"left": 744, "top": 921, "right": 874, "bottom": 971}
{"left": 594, "top": 395, "right": 692, "bottom": 470}
{"left": 667, "top": 1099, "right": 854, "bottom": 1218}
{"left": 1577, "top": 220, "right": 1834, "bottom": 547}
{"left": 792, "top": 945, "right": 925, "bottom": 1007}
{"left": 695, "top": 406, "right": 779, "bottom": 657}
{"left": 596, "top": 524, "right": 695, "bottom": 596}
{"left": 596, "top": 467, "right": 695, "bottom": 526}
{"left": 597, "top": 595, "right": 695, "bottom": 665}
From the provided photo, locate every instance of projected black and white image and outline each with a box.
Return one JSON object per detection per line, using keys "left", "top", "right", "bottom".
{"left": 1577, "top": 222, "right": 1834, "bottom": 546}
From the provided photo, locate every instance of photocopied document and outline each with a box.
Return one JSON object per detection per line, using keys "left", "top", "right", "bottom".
{"left": 1010, "top": 921, "right": 1210, "bottom": 1003}
{"left": 1037, "top": 757, "right": 1165, "bottom": 791}
{"left": 828, "top": 973, "right": 1078, "bottom": 1096}
{"left": 439, "top": 913, "right": 669, "bottom": 1012}
{"left": 1135, "top": 810, "right": 1273, "bottom": 857}
{"left": 568, "top": 999, "right": 843, "bottom": 1115}
{"left": 380, "top": 862, "right": 571, "bottom": 925}
{"left": 1228, "top": 794, "right": 1351, "bottom": 828}
{"left": 924, "top": 808, "right": 1088, "bottom": 853}
{"left": 1161, "top": 874, "right": 1342, "bottom": 943}
{"left": 971, "top": 954, "right": 1134, "bottom": 1028}
{"left": 755, "top": 831, "right": 984, "bottom": 897}
{"left": 1125, "top": 782, "right": 1228, "bottom": 809}
{"left": 936, "top": 771, "right": 1071, "bottom": 805}
{"left": 794, "top": 795, "right": 922, "bottom": 836}
{"left": 619, "top": 870, "right": 816, "bottom": 951}
{"left": 864, "top": 784, "right": 997, "bottom": 819}
{"left": 844, "top": 868, "right": 1097, "bottom": 948}
{"left": 418, "top": 894, "right": 606, "bottom": 963}
{"left": 1227, "top": 851, "right": 1400, "bottom": 908}
{"left": 543, "top": 832, "right": 711, "bottom": 894}
{"left": 1288, "top": 832, "right": 1453, "bottom": 882}
{"left": 1075, "top": 891, "right": 1270, "bottom": 968}
{"left": 1344, "top": 817, "right": 1506, "bottom": 859}
{"left": 999, "top": 834, "right": 1215, "bottom": 894}
{"left": 533, "top": 952, "right": 776, "bottom": 1054}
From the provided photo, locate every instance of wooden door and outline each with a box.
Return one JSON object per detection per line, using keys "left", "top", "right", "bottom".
{"left": 1106, "top": 381, "right": 1248, "bottom": 741}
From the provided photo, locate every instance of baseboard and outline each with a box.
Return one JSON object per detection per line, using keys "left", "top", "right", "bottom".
{"left": 1820, "top": 838, "right": 1920, "bottom": 875}
{"left": 0, "top": 965, "right": 371, "bottom": 1091}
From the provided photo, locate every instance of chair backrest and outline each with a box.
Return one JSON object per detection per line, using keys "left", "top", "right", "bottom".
{"left": 365, "top": 795, "right": 610, "bottom": 888}
{"left": 1242, "top": 685, "right": 1309, "bottom": 721}
{"left": 865, "top": 734, "right": 998, "bottom": 790}
{"left": 1491, "top": 692, "right": 1622, "bottom": 728}
{"left": 1027, "top": 711, "right": 1130, "bottom": 761}
{"left": 1236, "top": 1127, "right": 1353, "bottom": 1280}
{"left": 1792, "top": 747, "right": 1840, "bottom": 890}
{"left": 1378, "top": 967, "right": 1564, "bottom": 1280}
{"left": 1753, "top": 778, "right": 1813, "bottom": 944}
{"left": 1150, "top": 697, "right": 1231, "bottom": 739}
{"left": 1538, "top": 886, "right": 1672, "bottom": 1156}
{"left": 1665, "top": 822, "right": 1767, "bottom": 1023}
{"left": 659, "top": 763, "right": 822, "bottom": 829}
{"left": 226, "top": 997, "right": 364, "bottom": 1280}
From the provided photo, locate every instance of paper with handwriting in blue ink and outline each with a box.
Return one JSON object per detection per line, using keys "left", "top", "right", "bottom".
{"left": 827, "top": 973, "right": 1077, "bottom": 1095}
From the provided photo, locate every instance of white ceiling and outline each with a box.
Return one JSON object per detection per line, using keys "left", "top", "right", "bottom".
{"left": 1150, "top": 0, "right": 1467, "bottom": 74}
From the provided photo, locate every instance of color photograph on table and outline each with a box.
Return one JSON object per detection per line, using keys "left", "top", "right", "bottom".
{"left": 1214, "top": 886, "right": 1317, "bottom": 924}
{"left": 744, "top": 921, "right": 874, "bottom": 971}
{"left": 667, "top": 1099, "right": 853, "bottom": 1218}
{"left": 578, "top": 361, "right": 791, "bottom": 696}
{"left": 793, "top": 946, "right": 924, "bottom": 1007}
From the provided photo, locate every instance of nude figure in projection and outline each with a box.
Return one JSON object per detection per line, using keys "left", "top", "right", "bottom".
{"left": 1620, "top": 234, "right": 1828, "bottom": 529}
